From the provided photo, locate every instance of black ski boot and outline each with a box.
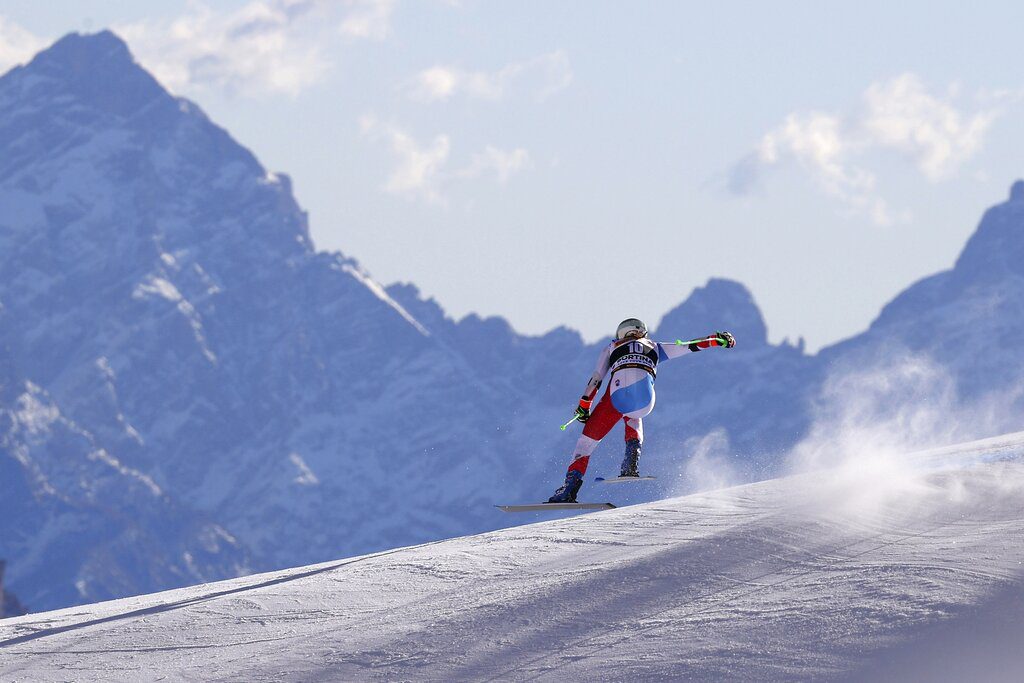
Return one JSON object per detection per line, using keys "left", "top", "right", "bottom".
{"left": 547, "top": 470, "right": 584, "bottom": 503}
{"left": 619, "top": 438, "right": 641, "bottom": 477}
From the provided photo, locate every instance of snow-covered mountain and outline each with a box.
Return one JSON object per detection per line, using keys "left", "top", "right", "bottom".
{"left": 3, "top": 30, "right": 1024, "bottom": 616}
{"left": 0, "top": 31, "right": 550, "bottom": 611}
{"left": 3, "top": 433, "right": 1024, "bottom": 681}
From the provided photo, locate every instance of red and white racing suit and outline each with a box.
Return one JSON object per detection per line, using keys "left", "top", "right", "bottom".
{"left": 565, "top": 335, "right": 724, "bottom": 477}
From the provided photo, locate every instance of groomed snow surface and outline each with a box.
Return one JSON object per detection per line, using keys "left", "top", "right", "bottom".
{"left": 4, "top": 433, "right": 1024, "bottom": 682}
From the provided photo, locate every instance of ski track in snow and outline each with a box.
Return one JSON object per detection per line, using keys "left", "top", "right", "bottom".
{"left": 4, "top": 435, "right": 1024, "bottom": 681}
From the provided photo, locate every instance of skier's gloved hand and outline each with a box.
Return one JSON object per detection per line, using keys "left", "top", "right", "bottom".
{"left": 575, "top": 397, "right": 592, "bottom": 423}
{"left": 715, "top": 331, "right": 736, "bottom": 348}
{"left": 712, "top": 331, "right": 737, "bottom": 350}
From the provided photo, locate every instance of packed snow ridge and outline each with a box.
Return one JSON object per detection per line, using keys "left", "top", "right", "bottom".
{"left": 3, "top": 432, "right": 1024, "bottom": 682}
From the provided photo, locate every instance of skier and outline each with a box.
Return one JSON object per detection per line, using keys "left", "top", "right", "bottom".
{"left": 547, "top": 318, "right": 735, "bottom": 503}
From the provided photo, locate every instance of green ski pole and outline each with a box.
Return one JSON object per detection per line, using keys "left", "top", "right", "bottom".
{"left": 559, "top": 415, "right": 580, "bottom": 431}
{"left": 675, "top": 335, "right": 722, "bottom": 347}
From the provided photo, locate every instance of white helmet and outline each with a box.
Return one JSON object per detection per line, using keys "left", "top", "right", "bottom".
{"left": 616, "top": 318, "right": 648, "bottom": 340}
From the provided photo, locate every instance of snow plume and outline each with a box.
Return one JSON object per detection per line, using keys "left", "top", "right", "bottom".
{"left": 732, "top": 73, "right": 999, "bottom": 225}
{"left": 785, "top": 353, "right": 1023, "bottom": 518}
{"left": 669, "top": 429, "right": 742, "bottom": 497}
{"left": 116, "top": 0, "right": 333, "bottom": 97}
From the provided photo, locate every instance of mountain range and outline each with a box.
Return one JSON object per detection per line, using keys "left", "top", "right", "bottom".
{"left": 2, "top": 31, "right": 1023, "bottom": 613}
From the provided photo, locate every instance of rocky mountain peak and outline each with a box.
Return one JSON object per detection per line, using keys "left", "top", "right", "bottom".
{"left": 32, "top": 30, "right": 129, "bottom": 69}
{"left": 653, "top": 278, "right": 769, "bottom": 347}
{"left": 953, "top": 181, "right": 1024, "bottom": 281}
{"left": 0, "top": 30, "right": 311, "bottom": 270}
{"left": 1010, "top": 179, "right": 1024, "bottom": 203}
{"left": 6, "top": 31, "right": 170, "bottom": 119}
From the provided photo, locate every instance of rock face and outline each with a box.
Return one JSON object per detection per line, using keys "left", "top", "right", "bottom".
{"left": 0, "top": 362, "right": 251, "bottom": 610}
{"left": 825, "top": 182, "right": 1024, "bottom": 408}
{"left": 654, "top": 278, "right": 769, "bottom": 348}
{"left": 0, "top": 32, "right": 553, "bottom": 611}
{"left": 3, "top": 31, "right": 1024, "bottom": 614}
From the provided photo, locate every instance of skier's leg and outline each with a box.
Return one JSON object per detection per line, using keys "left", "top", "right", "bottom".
{"left": 548, "top": 392, "right": 621, "bottom": 502}
{"left": 620, "top": 417, "right": 643, "bottom": 477}
{"left": 618, "top": 385, "right": 654, "bottom": 477}
{"left": 572, "top": 392, "right": 624, "bottom": 474}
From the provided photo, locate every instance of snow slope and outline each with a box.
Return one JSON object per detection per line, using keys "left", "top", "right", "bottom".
{"left": 3, "top": 433, "right": 1024, "bottom": 682}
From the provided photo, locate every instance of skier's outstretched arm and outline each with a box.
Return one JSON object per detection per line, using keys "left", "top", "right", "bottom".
{"left": 657, "top": 331, "right": 736, "bottom": 361}
{"left": 574, "top": 344, "right": 612, "bottom": 421}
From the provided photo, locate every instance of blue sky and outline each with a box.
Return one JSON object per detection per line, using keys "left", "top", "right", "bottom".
{"left": 3, "top": 1, "right": 1022, "bottom": 350}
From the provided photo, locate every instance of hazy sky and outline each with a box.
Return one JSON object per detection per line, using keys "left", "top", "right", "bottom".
{"left": 3, "top": 1, "right": 1023, "bottom": 350}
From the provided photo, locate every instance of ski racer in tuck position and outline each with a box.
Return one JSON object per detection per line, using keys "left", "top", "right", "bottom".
{"left": 548, "top": 318, "right": 736, "bottom": 503}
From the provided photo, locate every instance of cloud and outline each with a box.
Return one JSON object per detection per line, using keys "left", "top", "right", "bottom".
{"left": 409, "top": 50, "right": 572, "bottom": 102}
{"left": 726, "top": 153, "right": 761, "bottom": 195}
{"left": 360, "top": 116, "right": 450, "bottom": 205}
{"left": 339, "top": 0, "right": 395, "bottom": 41}
{"left": 0, "top": 15, "right": 46, "bottom": 74}
{"left": 415, "top": 66, "right": 461, "bottom": 100}
{"left": 116, "top": 0, "right": 332, "bottom": 97}
{"left": 758, "top": 110, "right": 895, "bottom": 225}
{"left": 457, "top": 146, "right": 530, "bottom": 183}
{"left": 733, "top": 73, "right": 999, "bottom": 225}
{"left": 862, "top": 74, "right": 996, "bottom": 182}
{"left": 361, "top": 117, "right": 530, "bottom": 205}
